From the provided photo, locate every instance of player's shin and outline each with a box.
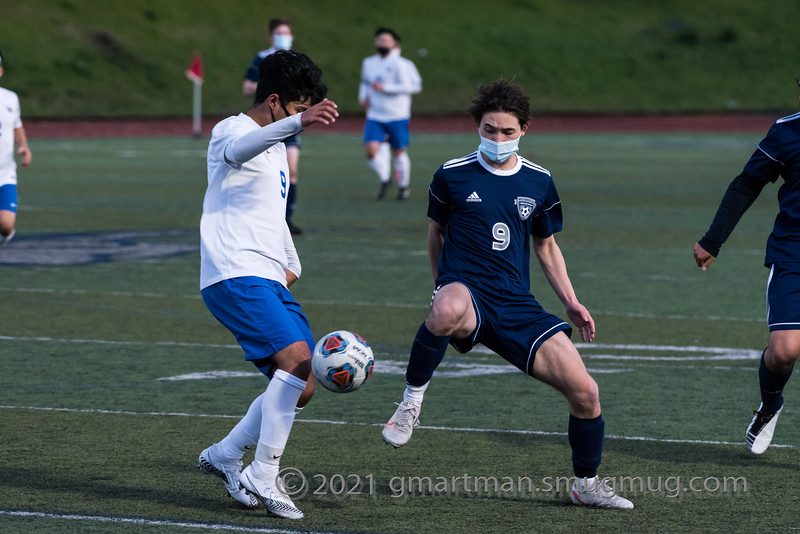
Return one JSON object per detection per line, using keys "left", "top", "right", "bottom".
{"left": 217, "top": 393, "right": 263, "bottom": 459}
{"left": 404, "top": 322, "right": 450, "bottom": 399}
{"left": 253, "top": 369, "right": 307, "bottom": 474}
{"left": 568, "top": 414, "right": 604, "bottom": 479}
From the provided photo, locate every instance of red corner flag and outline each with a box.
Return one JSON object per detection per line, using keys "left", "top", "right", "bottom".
{"left": 186, "top": 54, "right": 203, "bottom": 84}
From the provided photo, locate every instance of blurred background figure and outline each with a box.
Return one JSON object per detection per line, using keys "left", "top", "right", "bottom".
{"left": 0, "top": 51, "right": 32, "bottom": 246}
{"left": 359, "top": 27, "right": 421, "bottom": 200}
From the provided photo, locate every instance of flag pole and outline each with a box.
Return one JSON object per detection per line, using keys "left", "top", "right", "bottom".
{"left": 185, "top": 53, "right": 204, "bottom": 139}
{"left": 192, "top": 81, "right": 202, "bottom": 139}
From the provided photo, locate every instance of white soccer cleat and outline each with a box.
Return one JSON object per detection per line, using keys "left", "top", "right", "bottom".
{"left": 746, "top": 403, "right": 783, "bottom": 454}
{"left": 198, "top": 446, "right": 258, "bottom": 508}
{"left": 571, "top": 476, "right": 634, "bottom": 509}
{"left": 240, "top": 464, "right": 304, "bottom": 519}
{"left": 382, "top": 400, "right": 421, "bottom": 448}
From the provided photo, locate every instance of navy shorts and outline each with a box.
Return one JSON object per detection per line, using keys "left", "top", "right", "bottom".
{"left": 0, "top": 184, "right": 18, "bottom": 212}
{"left": 363, "top": 119, "right": 410, "bottom": 150}
{"left": 435, "top": 280, "right": 572, "bottom": 376}
{"left": 767, "top": 262, "right": 800, "bottom": 331}
{"left": 201, "top": 276, "right": 314, "bottom": 375}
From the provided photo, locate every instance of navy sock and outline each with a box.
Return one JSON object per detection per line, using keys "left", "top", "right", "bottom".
{"left": 286, "top": 184, "right": 297, "bottom": 220}
{"left": 569, "top": 414, "right": 604, "bottom": 479}
{"left": 405, "top": 323, "right": 450, "bottom": 387}
{"left": 760, "top": 352, "right": 793, "bottom": 413}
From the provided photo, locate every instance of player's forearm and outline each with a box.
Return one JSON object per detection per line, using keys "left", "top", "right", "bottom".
{"left": 427, "top": 221, "right": 445, "bottom": 280}
{"left": 534, "top": 237, "right": 579, "bottom": 307}
{"left": 699, "top": 172, "right": 767, "bottom": 257}
{"left": 14, "top": 127, "right": 29, "bottom": 151}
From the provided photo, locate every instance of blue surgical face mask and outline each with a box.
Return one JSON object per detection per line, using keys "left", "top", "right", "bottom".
{"left": 478, "top": 135, "right": 520, "bottom": 163}
{"left": 273, "top": 34, "right": 293, "bottom": 50}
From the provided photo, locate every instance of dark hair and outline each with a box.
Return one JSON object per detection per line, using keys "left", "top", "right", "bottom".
{"left": 468, "top": 80, "right": 531, "bottom": 127}
{"left": 375, "top": 27, "right": 401, "bottom": 43}
{"left": 254, "top": 50, "right": 327, "bottom": 107}
{"left": 269, "top": 17, "right": 292, "bottom": 35}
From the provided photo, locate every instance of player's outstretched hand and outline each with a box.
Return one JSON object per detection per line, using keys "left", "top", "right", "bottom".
{"left": 693, "top": 242, "right": 716, "bottom": 271}
{"left": 301, "top": 99, "right": 338, "bottom": 128}
{"left": 566, "top": 301, "right": 595, "bottom": 343}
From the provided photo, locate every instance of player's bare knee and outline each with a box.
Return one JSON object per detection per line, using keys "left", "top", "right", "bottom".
{"left": 427, "top": 300, "right": 469, "bottom": 336}
{"left": 0, "top": 213, "right": 15, "bottom": 236}
{"left": 766, "top": 343, "right": 800, "bottom": 371}
{"left": 567, "top": 378, "right": 600, "bottom": 418}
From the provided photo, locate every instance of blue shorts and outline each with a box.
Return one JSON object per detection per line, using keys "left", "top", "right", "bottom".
{"left": 436, "top": 280, "right": 572, "bottom": 376}
{"left": 0, "top": 184, "right": 18, "bottom": 212}
{"left": 767, "top": 262, "right": 800, "bottom": 331}
{"left": 363, "top": 119, "right": 410, "bottom": 150}
{"left": 284, "top": 133, "right": 301, "bottom": 149}
{"left": 201, "top": 276, "right": 314, "bottom": 375}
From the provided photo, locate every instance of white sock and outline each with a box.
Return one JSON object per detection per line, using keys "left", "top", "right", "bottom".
{"left": 369, "top": 142, "right": 391, "bottom": 183}
{"left": 215, "top": 393, "right": 264, "bottom": 460}
{"left": 254, "top": 369, "right": 307, "bottom": 467}
{"left": 403, "top": 382, "right": 429, "bottom": 404}
{"left": 394, "top": 152, "right": 411, "bottom": 188}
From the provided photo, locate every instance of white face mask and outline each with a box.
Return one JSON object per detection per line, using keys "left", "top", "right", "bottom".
{"left": 478, "top": 134, "right": 520, "bottom": 163}
{"left": 273, "top": 34, "right": 293, "bottom": 50}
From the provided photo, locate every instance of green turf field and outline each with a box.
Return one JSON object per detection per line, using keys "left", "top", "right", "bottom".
{"left": 1, "top": 129, "right": 797, "bottom": 533}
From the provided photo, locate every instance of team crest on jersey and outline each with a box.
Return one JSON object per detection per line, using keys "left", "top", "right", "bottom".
{"left": 514, "top": 197, "right": 537, "bottom": 220}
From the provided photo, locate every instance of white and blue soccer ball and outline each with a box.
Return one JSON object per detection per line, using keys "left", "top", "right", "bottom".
{"left": 312, "top": 330, "right": 374, "bottom": 393}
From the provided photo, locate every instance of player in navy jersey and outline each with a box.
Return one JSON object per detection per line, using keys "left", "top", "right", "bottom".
{"left": 695, "top": 79, "right": 800, "bottom": 454}
{"left": 382, "top": 80, "right": 633, "bottom": 509}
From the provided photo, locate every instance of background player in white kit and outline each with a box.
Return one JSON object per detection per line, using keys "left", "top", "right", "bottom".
{"left": 197, "top": 50, "right": 338, "bottom": 519}
{"left": 359, "top": 27, "right": 422, "bottom": 200}
{"left": 0, "top": 51, "right": 32, "bottom": 246}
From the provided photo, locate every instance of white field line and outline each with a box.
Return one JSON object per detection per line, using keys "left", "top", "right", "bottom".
{"left": 0, "top": 334, "right": 762, "bottom": 361}
{"left": 1, "top": 404, "right": 792, "bottom": 450}
{"left": 0, "top": 510, "right": 337, "bottom": 533}
{"left": 155, "top": 361, "right": 630, "bottom": 381}
{"left": 0, "top": 285, "right": 766, "bottom": 321}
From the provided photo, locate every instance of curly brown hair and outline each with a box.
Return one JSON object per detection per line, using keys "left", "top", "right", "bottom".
{"left": 468, "top": 80, "right": 531, "bottom": 128}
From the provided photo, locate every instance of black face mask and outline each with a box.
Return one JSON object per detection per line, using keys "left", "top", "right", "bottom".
{"left": 376, "top": 47, "right": 390, "bottom": 56}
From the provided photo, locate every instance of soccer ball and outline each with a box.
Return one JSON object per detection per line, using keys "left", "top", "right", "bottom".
{"left": 312, "top": 331, "right": 374, "bottom": 393}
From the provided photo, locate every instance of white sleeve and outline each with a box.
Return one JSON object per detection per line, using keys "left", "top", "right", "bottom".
{"left": 284, "top": 222, "right": 301, "bottom": 279}
{"left": 224, "top": 113, "right": 304, "bottom": 165}
{"left": 358, "top": 59, "right": 370, "bottom": 101}
{"left": 381, "top": 59, "right": 422, "bottom": 95}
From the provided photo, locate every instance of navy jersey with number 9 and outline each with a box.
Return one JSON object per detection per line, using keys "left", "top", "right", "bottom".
{"left": 428, "top": 151, "right": 563, "bottom": 294}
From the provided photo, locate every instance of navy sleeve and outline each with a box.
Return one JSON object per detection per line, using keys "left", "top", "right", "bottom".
{"left": 427, "top": 168, "right": 450, "bottom": 227}
{"left": 698, "top": 172, "right": 768, "bottom": 257}
{"left": 531, "top": 180, "right": 563, "bottom": 238}
{"left": 244, "top": 54, "right": 261, "bottom": 82}
{"left": 744, "top": 125, "right": 786, "bottom": 183}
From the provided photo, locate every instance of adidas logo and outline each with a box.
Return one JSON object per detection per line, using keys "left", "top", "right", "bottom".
{"left": 466, "top": 191, "right": 482, "bottom": 202}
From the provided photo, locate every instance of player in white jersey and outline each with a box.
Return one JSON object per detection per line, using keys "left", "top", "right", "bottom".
{"left": 197, "top": 50, "right": 338, "bottom": 520}
{"left": 0, "top": 51, "right": 32, "bottom": 246}
{"left": 359, "top": 27, "right": 422, "bottom": 200}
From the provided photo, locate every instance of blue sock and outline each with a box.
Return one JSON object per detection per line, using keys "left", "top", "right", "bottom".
{"left": 405, "top": 323, "right": 450, "bottom": 387}
{"left": 569, "top": 414, "right": 604, "bottom": 479}
{"left": 286, "top": 184, "right": 297, "bottom": 220}
{"left": 760, "top": 351, "right": 793, "bottom": 413}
